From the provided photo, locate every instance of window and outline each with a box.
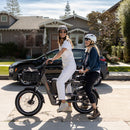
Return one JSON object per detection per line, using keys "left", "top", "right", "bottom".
{"left": 0, "top": 33, "right": 2, "bottom": 43}
{"left": 35, "top": 35, "right": 43, "bottom": 46}
{"left": 26, "top": 35, "right": 34, "bottom": 47}
{"left": 78, "top": 35, "right": 83, "bottom": 44}
{"left": 1, "top": 15, "right": 7, "bottom": 22}
{"left": 71, "top": 37, "right": 76, "bottom": 46}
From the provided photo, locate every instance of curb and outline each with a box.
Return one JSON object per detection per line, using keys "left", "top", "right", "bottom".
{"left": 0, "top": 75, "right": 9, "bottom": 80}
{"left": 106, "top": 76, "right": 130, "bottom": 80}
{"left": 106, "top": 72, "right": 130, "bottom": 80}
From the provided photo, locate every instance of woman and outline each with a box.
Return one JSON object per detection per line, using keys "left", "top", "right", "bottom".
{"left": 47, "top": 25, "right": 76, "bottom": 112}
{"left": 79, "top": 34, "right": 100, "bottom": 119}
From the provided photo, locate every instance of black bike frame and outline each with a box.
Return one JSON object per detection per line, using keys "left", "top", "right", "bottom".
{"left": 41, "top": 73, "right": 57, "bottom": 105}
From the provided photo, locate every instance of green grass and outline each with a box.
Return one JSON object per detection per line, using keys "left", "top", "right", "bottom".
{"left": 108, "top": 66, "right": 130, "bottom": 72}
{"left": 0, "top": 66, "right": 9, "bottom": 75}
{"left": 0, "top": 62, "right": 14, "bottom": 65}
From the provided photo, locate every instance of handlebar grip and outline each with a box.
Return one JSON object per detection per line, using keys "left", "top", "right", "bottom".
{"left": 48, "top": 60, "right": 53, "bottom": 64}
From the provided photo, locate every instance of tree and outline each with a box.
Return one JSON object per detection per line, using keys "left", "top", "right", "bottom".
{"left": 59, "top": 1, "right": 71, "bottom": 19}
{"left": 65, "top": 1, "right": 71, "bottom": 16}
{"left": 87, "top": 11, "right": 121, "bottom": 55}
{"left": 4, "top": 0, "right": 20, "bottom": 16}
{"left": 118, "top": 0, "right": 130, "bottom": 62}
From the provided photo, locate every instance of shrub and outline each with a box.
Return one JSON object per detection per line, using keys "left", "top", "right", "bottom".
{"left": 116, "top": 45, "right": 124, "bottom": 61}
{"left": 111, "top": 45, "right": 124, "bottom": 61}
{"left": 0, "top": 42, "right": 28, "bottom": 59}
{"left": 118, "top": 0, "right": 130, "bottom": 62}
{"left": 106, "top": 54, "right": 120, "bottom": 63}
{"left": 111, "top": 46, "right": 117, "bottom": 56}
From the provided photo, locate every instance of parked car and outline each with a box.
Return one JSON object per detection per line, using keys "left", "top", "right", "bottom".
{"left": 9, "top": 49, "right": 109, "bottom": 86}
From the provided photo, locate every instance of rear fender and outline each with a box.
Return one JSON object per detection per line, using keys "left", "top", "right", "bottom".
{"left": 24, "top": 87, "right": 45, "bottom": 103}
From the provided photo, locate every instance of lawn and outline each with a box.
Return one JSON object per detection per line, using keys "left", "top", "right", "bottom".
{"left": 0, "top": 62, "right": 13, "bottom": 75}
{"left": 108, "top": 66, "right": 130, "bottom": 72}
{"left": 0, "top": 66, "right": 9, "bottom": 75}
{"left": 0, "top": 62, "right": 14, "bottom": 65}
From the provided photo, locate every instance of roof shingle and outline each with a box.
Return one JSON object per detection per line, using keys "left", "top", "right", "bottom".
{"left": 9, "top": 16, "right": 51, "bottom": 30}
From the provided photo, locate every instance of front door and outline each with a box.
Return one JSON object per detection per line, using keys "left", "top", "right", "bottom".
{"left": 51, "top": 33, "right": 58, "bottom": 50}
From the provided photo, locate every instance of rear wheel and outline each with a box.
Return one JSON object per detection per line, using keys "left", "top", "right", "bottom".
{"left": 94, "top": 76, "right": 102, "bottom": 86}
{"left": 15, "top": 89, "right": 43, "bottom": 116}
{"left": 72, "top": 89, "right": 98, "bottom": 114}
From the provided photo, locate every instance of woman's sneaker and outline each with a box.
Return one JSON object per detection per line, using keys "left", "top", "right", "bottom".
{"left": 88, "top": 108, "right": 100, "bottom": 120}
{"left": 57, "top": 102, "right": 72, "bottom": 112}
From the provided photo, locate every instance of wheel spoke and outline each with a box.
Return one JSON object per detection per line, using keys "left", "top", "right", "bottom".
{"left": 19, "top": 93, "right": 38, "bottom": 112}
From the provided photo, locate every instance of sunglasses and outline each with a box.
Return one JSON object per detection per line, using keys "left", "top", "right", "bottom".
{"left": 59, "top": 31, "right": 67, "bottom": 34}
{"left": 85, "top": 38, "right": 91, "bottom": 41}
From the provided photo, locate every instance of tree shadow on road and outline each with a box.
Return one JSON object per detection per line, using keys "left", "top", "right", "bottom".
{"left": 39, "top": 112, "right": 107, "bottom": 130}
{"left": 7, "top": 113, "right": 108, "bottom": 130}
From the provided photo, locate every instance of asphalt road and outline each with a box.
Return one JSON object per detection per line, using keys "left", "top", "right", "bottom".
{"left": 0, "top": 80, "right": 130, "bottom": 130}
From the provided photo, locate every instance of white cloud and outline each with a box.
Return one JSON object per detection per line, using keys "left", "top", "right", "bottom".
{"left": 0, "top": 0, "right": 119, "bottom": 18}
{"left": 20, "top": 1, "right": 112, "bottom": 18}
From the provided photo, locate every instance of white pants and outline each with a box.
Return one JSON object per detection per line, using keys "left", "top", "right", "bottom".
{"left": 56, "top": 65, "right": 76, "bottom": 100}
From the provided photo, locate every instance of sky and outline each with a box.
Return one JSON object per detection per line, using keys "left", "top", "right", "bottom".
{"left": 0, "top": 0, "right": 120, "bottom": 19}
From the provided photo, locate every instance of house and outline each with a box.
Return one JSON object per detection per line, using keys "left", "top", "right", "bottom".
{"left": 107, "top": 0, "right": 123, "bottom": 14}
{"left": 0, "top": 11, "right": 92, "bottom": 57}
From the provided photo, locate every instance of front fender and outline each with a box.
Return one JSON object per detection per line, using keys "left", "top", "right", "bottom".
{"left": 24, "top": 87, "right": 45, "bottom": 103}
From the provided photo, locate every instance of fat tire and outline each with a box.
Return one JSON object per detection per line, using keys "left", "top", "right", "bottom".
{"left": 15, "top": 89, "right": 43, "bottom": 116}
{"left": 72, "top": 89, "right": 98, "bottom": 114}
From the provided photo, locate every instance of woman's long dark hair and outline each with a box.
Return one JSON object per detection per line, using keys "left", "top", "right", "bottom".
{"left": 58, "top": 34, "right": 74, "bottom": 48}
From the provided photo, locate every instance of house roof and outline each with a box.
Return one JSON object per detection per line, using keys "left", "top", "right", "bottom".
{"left": 0, "top": 15, "right": 72, "bottom": 30}
{"left": 60, "top": 14, "right": 88, "bottom": 21}
{"left": 40, "top": 19, "right": 73, "bottom": 28}
{"left": 106, "top": 0, "right": 122, "bottom": 13}
{"left": 8, "top": 16, "right": 51, "bottom": 30}
{"left": 68, "top": 28, "right": 88, "bottom": 33}
{"left": 0, "top": 11, "right": 17, "bottom": 20}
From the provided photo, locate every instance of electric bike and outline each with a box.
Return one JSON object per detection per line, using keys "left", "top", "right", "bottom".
{"left": 15, "top": 58, "right": 99, "bottom": 116}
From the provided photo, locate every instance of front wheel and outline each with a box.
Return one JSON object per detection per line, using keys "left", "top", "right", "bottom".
{"left": 72, "top": 89, "right": 98, "bottom": 114}
{"left": 15, "top": 89, "right": 43, "bottom": 116}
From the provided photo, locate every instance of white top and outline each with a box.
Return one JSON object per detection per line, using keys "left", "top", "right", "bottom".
{"left": 59, "top": 40, "right": 76, "bottom": 68}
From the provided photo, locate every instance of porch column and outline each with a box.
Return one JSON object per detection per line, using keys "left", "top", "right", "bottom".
{"left": 43, "top": 27, "right": 46, "bottom": 45}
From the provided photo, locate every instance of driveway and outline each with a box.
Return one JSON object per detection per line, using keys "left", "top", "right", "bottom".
{"left": 0, "top": 80, "right": 130, "bottom": 130}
